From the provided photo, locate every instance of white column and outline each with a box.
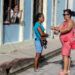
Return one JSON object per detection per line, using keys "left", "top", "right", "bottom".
{"left": 50, "top": 0, "right": 56, "bottom": 38}
{"left": 0, "top": 0, "right": 4, "bottom": 45}
{"left": 43, "top": 0, "right": 48, "bottom": 32}
{"left": 68, "top": 0, "right": 73, "bottom": 10}
{"left": 19, "top": 0, "right": 25, "bottom": 42}
{"left": 30, "top": 0, "right": 34, "bottom": 40}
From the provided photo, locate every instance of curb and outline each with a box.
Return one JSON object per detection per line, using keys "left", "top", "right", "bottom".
{"left": 9, "top": 48, "right": 61, "bottom": 75}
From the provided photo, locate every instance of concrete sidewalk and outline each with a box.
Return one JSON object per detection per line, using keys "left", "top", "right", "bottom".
{"left": 0, "top": 37, "right": 62, "bottom": 75}
{"left": 19, "top": 51, "right": 75, "bottom": 75}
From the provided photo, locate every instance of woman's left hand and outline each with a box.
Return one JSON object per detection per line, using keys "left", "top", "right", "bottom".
{"left": 50, "top": 26, "right": 55, "bottom": 30}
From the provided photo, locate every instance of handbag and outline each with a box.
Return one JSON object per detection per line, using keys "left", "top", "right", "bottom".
{"left": 71, "top": 29, "right": 75, "bottom": 50}
{"left": 40, "top": 37, "right": 47, "bottom": 49}
{"left": 41, "top": 40, "right": 48, "bottom": 49}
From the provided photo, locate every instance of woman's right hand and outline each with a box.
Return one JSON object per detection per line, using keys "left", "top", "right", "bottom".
{"left": 40, "top": 37, "right": 46, "bottom": 40}
{"left": 20, "top": 10, "right": 23, "bottom": 12}
{"left": 54, "top": 30, "right": 59, "bottom": 34}
{"left": 46, "top": 34, "right": 49, "bottom": 37}
{"left": 50, "top": 26, "right": 55, "bottom": 30}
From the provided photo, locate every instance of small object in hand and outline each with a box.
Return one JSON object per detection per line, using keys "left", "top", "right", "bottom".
{"left": 54, "top": 30, "right": 59, "bottom": 34}
{"left": 51, "top": 26, "right": 55, "bottom": 30}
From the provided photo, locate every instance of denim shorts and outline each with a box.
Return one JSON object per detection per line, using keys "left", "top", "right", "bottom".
{"left": 34, "top": 40, "right": 43, "bottom": 53}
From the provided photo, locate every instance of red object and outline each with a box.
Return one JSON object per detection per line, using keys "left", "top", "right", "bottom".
{"left": 71, "top": 40, "right": 75, "bottom": 49}
{"left": 74, "top": 34, "right": 75, "bottom": 38}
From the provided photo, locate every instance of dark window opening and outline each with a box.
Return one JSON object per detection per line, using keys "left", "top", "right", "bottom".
{"left": 3, "top": 0, "right": 22, "bottom": 25}
{"left": 33, "top": 0, "right": 43, "bottom": 24}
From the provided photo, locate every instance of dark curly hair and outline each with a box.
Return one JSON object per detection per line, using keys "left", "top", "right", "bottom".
{"left": 64, "top": 9, "right": 75, "bottom": 17}
{"left": 34, "top": 13, "right": 43, "bottom": 24}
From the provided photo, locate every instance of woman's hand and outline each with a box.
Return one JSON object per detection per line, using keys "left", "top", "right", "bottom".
{"left": 54, "top": 30, "right": 59, "bottom": 34}
{"left": 40, "top": 37, "right": 46, "bottom": 40}
{"left": 50, "top": 26, "right": 55, "bottom": 30}
{"left": 46, "top": 34, "right": 49, "bottom": 37}
{"left": 20, "top": 10, "right": 23, "bottom": 12}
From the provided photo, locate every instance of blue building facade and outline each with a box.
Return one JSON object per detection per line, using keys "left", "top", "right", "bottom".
{"left": 0, "top": 0, "right": 74, "bottom": 53}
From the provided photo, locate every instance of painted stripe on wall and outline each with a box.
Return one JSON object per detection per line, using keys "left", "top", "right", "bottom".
{"left": 0, "top": 0, "right": 1, "bottom": 22}
{"left": 56, "top": 0, "right": 66, "bottom": 26}
{"left": 24, "top": 0, "right": 32, "bottom": 40}
{"left": 47, "top": 0, "right": 52, "bottom": 34}
{"left": 0, "top": 0, "right": 2, "bottom": 37}
{"left": 73, "top": 0, "right": 75, "bottom": 21}
{"left": 0, "top": 0, "right": 3, "bottom": 45}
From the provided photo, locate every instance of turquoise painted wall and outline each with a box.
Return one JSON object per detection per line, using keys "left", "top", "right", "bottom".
{"left": 3, "top": 24, "right": 19, "bottom": 44}
{"left": 3, "top": 24, "right": 19, "bottom": 43}
{"left": 56, "top": 0, "right": 66, "bottom": 26}
{"left": 47, "top": 0, "right": 52, "bottom": 34}
{"left": 24, "top": 0, "right": 32, "bottom": 40}
{"left": 3, "top": 1, "right": 20, "bottom": 44}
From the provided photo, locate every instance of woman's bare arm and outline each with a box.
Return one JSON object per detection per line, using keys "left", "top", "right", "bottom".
{"left": 60, "top": 21, "right": 73, "bottom": 34}
{"left": 54, "top": 23, "right": 64, "bottom": 31}
{"left": 18, "top": 10, "right": 23, "bottom": 19}
{"left": 37, "top": 27, "right": 48, "bottom": 37}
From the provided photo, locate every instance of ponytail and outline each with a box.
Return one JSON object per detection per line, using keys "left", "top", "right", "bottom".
{"left": 64, "top": 9, "right": 75, "bottom": 17}
{"left": 71, "top": 11, "right": 75, "bottom": 16}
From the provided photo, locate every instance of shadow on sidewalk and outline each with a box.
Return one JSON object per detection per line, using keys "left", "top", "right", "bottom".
{"left": 39, "top": 56, "right": 49, "bottom": 68}
{"left": 45, "top": 59, "right": 75, "bottom": 70}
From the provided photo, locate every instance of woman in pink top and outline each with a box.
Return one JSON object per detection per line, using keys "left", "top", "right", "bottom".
{"left": 51, "top": 9, "right": 75, "bottom": 75}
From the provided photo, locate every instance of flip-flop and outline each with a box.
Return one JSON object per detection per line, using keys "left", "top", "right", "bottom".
{"left": 59, "top": 71, "right": 68, "bottom": 75}
{"left": 34, "top": 68, "right": 43, "bottom": 72}
{"left": 68, "top": 70, "right": 70, "bottom": 75}
{"left": 68, "top": 70, "right": 70, "bottom": 73}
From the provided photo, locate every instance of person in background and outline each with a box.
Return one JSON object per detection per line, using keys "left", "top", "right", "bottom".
{"left": 4, "top": 6, "right": 13, "bottom": 24}
{"left": 11, "top": 5, "right": 23, "bottom": 23}
{"left": 34, "top": 13, "right": 48, "bottom": 72}
{"left": 51, "top": 9, "right": 75, "bottom": 75}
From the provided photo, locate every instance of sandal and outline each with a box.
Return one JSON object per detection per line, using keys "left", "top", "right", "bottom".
{"left": 59, "top": 71, "right": 68, "bottom": 75}
{"left": 68, "top": 70, "right": 70, "bottom": 75}
{"left": 68, "top": 70, "right": 70, "bottom": 73}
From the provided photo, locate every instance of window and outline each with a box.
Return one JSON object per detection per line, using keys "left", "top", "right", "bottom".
{"left": 3, "top": 0, "right": 22, "bottom": 25}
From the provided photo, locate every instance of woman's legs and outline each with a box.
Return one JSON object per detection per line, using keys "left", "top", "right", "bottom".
{"left": 34, "top": 53, "right": 41, "bottom": 70}
{"left": 63, "top": 55, "right": 69, "bottom": 73}
{"left": 68, "top": 56, "right": 71, "bottom": 72}
{"left": 62, "top": 55, "right": 71, "bottom": 74}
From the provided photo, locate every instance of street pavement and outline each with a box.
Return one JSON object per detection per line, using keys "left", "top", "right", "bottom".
{"left": 0, "top": 37, "right": 62, "bottom": 75}
{"left": 0, "top": 37, "right": 61, "bottom": 65}
{"left": 14, "top": 50, "right": 75, "bottom": 75}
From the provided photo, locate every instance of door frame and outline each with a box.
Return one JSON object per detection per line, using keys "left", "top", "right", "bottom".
{"left": 0, "top": 0, "right": 4, "bottom": 45}
{"left": 31, "top": 0, "right": 43, "bottom": 39}
{"left": 19, "top": 0, "right": 25, "bottom": 41}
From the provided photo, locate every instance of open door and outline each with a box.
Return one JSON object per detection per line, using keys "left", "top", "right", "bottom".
{"left": 32, "top": 0, "right": 43, "bottom": 38}
{"left": 33, "top": 0, "right": 43, "bottom": 24}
